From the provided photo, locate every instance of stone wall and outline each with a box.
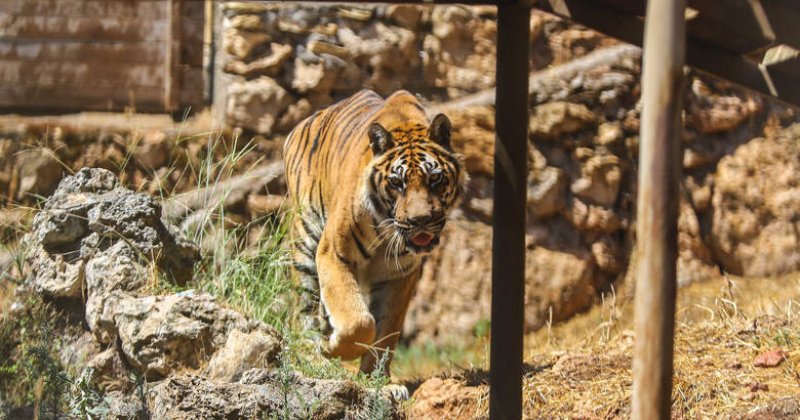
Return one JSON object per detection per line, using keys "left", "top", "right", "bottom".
{"left": 214, "top": 2, "right": 613, "bottom": 134}
{"left": 215, "top": 2, "right": 800, "bottom": 345}
{"left": 404, "top": 55, "right": 800, "bottom": 345}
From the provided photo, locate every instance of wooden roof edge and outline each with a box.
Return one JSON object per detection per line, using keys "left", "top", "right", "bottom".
{"left": 533, "top": 0, "right": 800, "bottom": 108}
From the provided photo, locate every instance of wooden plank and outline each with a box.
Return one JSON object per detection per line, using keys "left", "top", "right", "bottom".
{"left": 759, "top": 0, "right": 800, "bottom": 50}
{"left": 593, "top": 0, "right": 786, "bottom": 54}
{"left": 178, "top": 66, "right": 205, "bottom": 110}
{"left": 762, "top": 44, "right": 800, "bottom": 72}
{"left": 761, "top": 46, "right": 800, "bottom": 105}
{"left": 0, "top": 14, "right": 168, "bottom": 42}
{"left": 489, "top": 2, "right": 530, "bottom": 420}
{"left": 180, "top": 12, "right": 205, "bottom": 67}
{"left": 540, "top": 0, "right": 645, "bottom": 46}
{"left": 182, "top": 0, "right": 206, "bottom": 21}
{"left": 688, "top": 0, "right": 774, "bottom": 54}
{"left": 0, "top": 83, "right": 165, "bottom": 111}
{"left": 632, "top": 0, "right": 685, "bottom": 418}
{"left": 589, "top": 0, "right": 646, "bottom": 15}
{"left": 165, "top": 0, "right": 181, "bottom": 110}
{"left": 0, "top": 0, "right": 167, "bottom": 19}
{"left": 0, "top": 40, "right": 166, "bottom": 64}
{"left": 0, "top": 60, "right": 165, "bottom": 88}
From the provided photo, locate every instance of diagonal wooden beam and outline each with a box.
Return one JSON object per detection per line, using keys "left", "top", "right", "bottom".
{"left": 534, "top": 0, "right": 800, "bottom": 108}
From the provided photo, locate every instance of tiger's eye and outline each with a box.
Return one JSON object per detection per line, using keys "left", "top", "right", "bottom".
{"left": 429, "top": 171, "right": 443, "bottom": 187}
{"left": 388, "top": 175, "right": 404, "bottom": 189}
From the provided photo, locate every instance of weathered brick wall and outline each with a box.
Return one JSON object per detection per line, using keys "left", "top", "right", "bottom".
{"left": 0, "top": 0, "right": 204, "bottom": 112}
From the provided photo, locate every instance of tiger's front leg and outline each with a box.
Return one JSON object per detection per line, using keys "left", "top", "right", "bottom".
{"left": 360, "top": 267, "right": 421, "bottom": 375}
{"left": 316, "top": 233, "right": 376, "bottom": 360}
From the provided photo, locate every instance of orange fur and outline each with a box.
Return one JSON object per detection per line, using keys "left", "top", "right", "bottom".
{"left": 284, "top": 89, "right": 466, "bottom": 374}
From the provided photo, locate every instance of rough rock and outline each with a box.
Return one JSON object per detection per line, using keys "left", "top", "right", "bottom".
{"left": 228, "top": 14, "right": 268, "bottom": 32}
{"left": 337, "top": 22, "right": 419, "bottom": 95}
{"left": 425, "top": 6, "right": 497, "bottom": 95}
{"left": 275, "top": 98, "right": 313, "bottom": 133}
{"left": 753, "top": 349, "right": 788, "bottom": 368}
{"left": 147, "top": 370, "right": 394, "bottom": 419}
{"left": 408, "top": 378, "right": 485, "bottom": 419}
{"left": 405, "top": 219, "right": 602, "bottom": 344}
{"left": 103, "top": 391, "right": 147, "bottom": 420}
{"left": 565, "top": 198, "right": 625, "bottom": 233}
{"left": 386, "top": 5, "right": 422, "bottom": 29}
{"left": 685, "top": 78, "right": 762, "bottom": 134}
{"left": 307, "top": 40, "right": 350, "bottom": 59}
{"left": 87, "top": 291, "right": 280, "bottom": 380}
{"left": 12, "top": 166, "right": 406, "bottom": 419}
{"left": 224, "top": 29, "right": 271, "bottom": 60}
{"left": 677, "top": 201, "right": 718, "bottom": 285}
{"left": 448, "top": 107, "right": 495, "bottom": 176}
{"left": 133, "top": 131, "right": 171, "bottom": 170}
{"left": 595, "top": 121, "right": 623, "bottom": 146}
{"left": 529, "top": 102, "right": 598, "bottom": 139}
{"left": 24, "top": 168, "right": 198, "bottom": 299}
{"left": 224, "top": 43, "right": 293, "bottom": 77}
{"left": 710, "top": 131, "right": 800, "bottom": 276}
{"left": 591, "top": 236, "right": 622, "bottom": 275}
{"left": 528, "top": 166, "right": 568, "bottom": 218}
{"left": 225, "top": 77, "right": 293, "bottom": 134}
{"left": 525, "top": 246, "right": 597, "bottom": 328}
{"left": 16, "top": 147, "right": 63, "bottom": 201}
{"left": 570, "top": 152, "right": 622, "bottom": 207}
{"left": 291, "top": 57, "right": 338, "bottom": 94}
{"left": 22, "top": 168, "right": 287, "bottom": 382}
{"left": 205, "top": 328, "right": 282, "bottom": 382}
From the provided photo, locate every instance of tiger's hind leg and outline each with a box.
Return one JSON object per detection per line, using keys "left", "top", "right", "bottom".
{"left": 290, "top": 209, "right": 331, "bottom": 335}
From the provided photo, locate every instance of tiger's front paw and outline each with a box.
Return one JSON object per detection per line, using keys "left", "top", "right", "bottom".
{"left": 382, "top": 384, "right": 410, "bottom": 402}
{"left": 325, "top": 314, "right": 376, "bottom": 360}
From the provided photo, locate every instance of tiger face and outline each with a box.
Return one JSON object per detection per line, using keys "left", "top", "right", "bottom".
{"left": 364, "top": 113, "right": 466, "bottom": 254}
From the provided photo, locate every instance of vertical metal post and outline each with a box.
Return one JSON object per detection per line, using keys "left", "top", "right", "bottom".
{"left": 490, "top": 1, "right": 530, "bottom": 419}
{"left": 632, "top": 0, "right": 686, "bottom": 418}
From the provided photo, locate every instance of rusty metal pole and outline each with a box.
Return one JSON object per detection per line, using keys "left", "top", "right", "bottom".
{"left": 632, "top": 0, "right": 686, "bottom": 418}
{"left": 490, "top": 1, "right": 530, "bottom": 419}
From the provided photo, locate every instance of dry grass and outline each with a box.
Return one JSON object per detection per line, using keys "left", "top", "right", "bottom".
{"left": 409, "top": 273, "right": 800, "bottom": 419}
{"left": 519, "top": 273, "right": 800, "bottom": 419}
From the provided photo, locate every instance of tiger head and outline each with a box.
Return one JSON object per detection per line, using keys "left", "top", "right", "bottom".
{"left": 364, "top": 114, "right": 467, "bottom": 254}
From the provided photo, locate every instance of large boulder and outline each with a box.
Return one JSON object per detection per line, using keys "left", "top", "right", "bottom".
{"left": 23, "top": 168, "right": 283, "bottom": 381}
{"left": 147, "top": 369, "right": 389, "bottom": 419}
{"left": 15, "top": 148, "right": 63, "bottom": 201}
{"left": 405, "top": 219, "right": 601, "bottom": 345}
{"left": 24, "top": 168, "right": 199, "bottom": 299}
{"left": 710, "top": 129, "right": 800, "bottom": 276}
{"left": 90, "top": 291, "right": 279, "bottom": 380}
{"left": 225, "top": 77, "right": 293, "bottom": 134}
{"left": 14, "top": 167, "right": 402, "bottom": 419}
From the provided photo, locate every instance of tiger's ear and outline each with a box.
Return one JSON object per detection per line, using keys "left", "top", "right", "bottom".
{"left": 428, "top": 113, "right": 452, "bottom": 149}
{"left": 368, "top": 123, "right": 394, "bottom": 156}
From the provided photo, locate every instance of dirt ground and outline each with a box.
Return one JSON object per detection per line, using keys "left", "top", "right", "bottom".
{"left": 407, "top": 272, "right": 800, "bottom": 419}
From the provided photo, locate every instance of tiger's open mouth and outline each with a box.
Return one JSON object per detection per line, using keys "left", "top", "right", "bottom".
{"left": 407, "top": 231, "right": 440, "bottom": 253}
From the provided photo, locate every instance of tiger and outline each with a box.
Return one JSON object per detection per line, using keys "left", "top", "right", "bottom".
{"left": 283, "top": 89, "right": 466, "bottom": 374}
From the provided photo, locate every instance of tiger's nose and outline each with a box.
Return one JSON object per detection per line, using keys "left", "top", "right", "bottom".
{"left": 408, "top": 215, "right": 432, "bottom": 225}
{"left": 409, "top": 211, "right": 444, "bottom": 226}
